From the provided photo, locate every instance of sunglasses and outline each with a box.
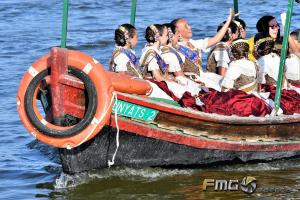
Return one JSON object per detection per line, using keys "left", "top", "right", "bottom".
{"left": 269, "top": 24, "right": 279, "bottom": 29}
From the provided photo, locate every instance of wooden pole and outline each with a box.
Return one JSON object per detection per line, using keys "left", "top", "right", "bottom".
{"left": 130, "top": 0, "right": 137, "bottom": 26}
{"left": 233, "top": 0, "right": 238, "bottom": 18}
{"left": 61, "top": 0, "right": 69, "bottom": 48}
{"left": 274, "top": 0, "right": 294, "bottom": 114}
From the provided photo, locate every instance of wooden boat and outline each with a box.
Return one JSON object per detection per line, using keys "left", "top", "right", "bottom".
{"left": 16, "top": 47, "right": 300, "bottom": 174}
{"left": 16, "top": 0, "right": 300, "bottom": 173}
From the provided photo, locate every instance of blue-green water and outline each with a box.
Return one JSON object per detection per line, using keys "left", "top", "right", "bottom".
{"left": 1, "top": 0, "right": 300, "bottom": 199}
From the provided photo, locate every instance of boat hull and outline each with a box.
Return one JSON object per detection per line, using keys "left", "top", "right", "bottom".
{"left": 60, "top": 126, "right": 300, "bottom": 174}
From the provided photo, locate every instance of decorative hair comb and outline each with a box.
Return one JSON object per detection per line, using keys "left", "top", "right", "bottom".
{"left": 232, "top": 39, "right": 248, "bottom": 46}
{"left": 150, "top": 24, "right": 158, "bottom": 33}
{"left": 119, "top": 26, "right": 126, "bottom": 33}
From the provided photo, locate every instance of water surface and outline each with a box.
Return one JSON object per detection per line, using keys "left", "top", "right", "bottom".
{"left": 1, "top": 0, "right": 300, "bottom": 199}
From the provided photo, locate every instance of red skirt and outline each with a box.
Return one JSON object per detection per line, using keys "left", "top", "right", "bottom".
{"left": 149, "top": 79, "right": 272, "bottom": 117}
{"left": 180, "top": 89, "right": 271, "bottom": 117}
{"left": 262, "top": 84, "right": 300, "bottom": 115}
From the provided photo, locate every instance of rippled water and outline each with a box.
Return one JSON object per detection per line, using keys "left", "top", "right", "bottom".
{"left": 1, "top": 0, "right": 300, "bottom": 199}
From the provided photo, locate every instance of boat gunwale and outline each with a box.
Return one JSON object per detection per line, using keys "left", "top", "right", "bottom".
{"left": 116, "top": 92, "right": 300, "bottom": 125}
{"left": 108, "top": 115, "right": 300, "bottom": 152}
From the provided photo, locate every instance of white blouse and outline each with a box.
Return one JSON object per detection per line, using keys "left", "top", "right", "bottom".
{"left": 140, "top": 45, "right": 161, "bottom": 71}
{"left": 286, "top": 54, "right": 300, "bottom": 81}
{"left": 211, "top": 42, "right": 231, "bottom": 69}
{"left": 178, "top": 38, "right": 209, "bottom": 61}
{"left": 112, "top": 47, "right": 136, "bottom": 72}
{"left": 221, "top": 58, "right": 257, "bottom": 89}
{"left": 256, "top": 53, "right": 281, "bottom": 84}
{"left": 160, "top": 46, "right": 182, "bottom": 73}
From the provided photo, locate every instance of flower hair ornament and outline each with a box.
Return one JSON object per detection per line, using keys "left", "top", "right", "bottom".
{"left": 149, "top": 24, "right": 160, "bottom": 42}
{"left": 119, "top": 25, "right": 130, "bottom": 44}
{"left": 254, "top": 37, "right": 275, "bottom": 58}
{"left": 231, "top": 39, "right": 249, "bottom": 59}
{"left": 231, "top": 39, "right": 249, "bottom": 50}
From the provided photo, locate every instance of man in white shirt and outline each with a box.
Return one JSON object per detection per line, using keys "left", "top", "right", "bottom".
{"left": 172, "top": 8, "right": 236, "bottom": 67}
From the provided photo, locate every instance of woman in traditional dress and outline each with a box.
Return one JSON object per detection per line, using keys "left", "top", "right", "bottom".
{"left": 206, "top": 21, "right": 239, "bottom": 76}
{"left": 255, "top": 37, "right": 300, "bottom": 114}
{"left": 140, "top": 24, "right": 188, "bottom": 100}
{"left": 178, "top": 38, "right": 271, "bottom": 117}
{"left": 193, "top": 39, "right": 271, "bottom": 117}
{"left": 248, "top": 15, "right": 281, "bottom": 61}
{"left": 234, "top": 18, "right": 247, "bottom": 39}
{"left": 255, "top": 37, "right": 284, "bottom": 89}
{"left": 160, "top": 23, "right": 204, "bottom": 96}
{"left": 110, "top": 24, "right": 173, "bottom": 100}
{"left": 287, "top": 29, "right": 300, "bottom": 89}
{"left": 221, "top": 39, "right": 257, "bottom": 93}
{"left": 109, "top": 24, "right": 141, "bottom": 78}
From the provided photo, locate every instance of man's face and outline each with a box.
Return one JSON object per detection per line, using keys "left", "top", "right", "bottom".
{"left": 176, "top": 19, "right": 193, "bottom": 40}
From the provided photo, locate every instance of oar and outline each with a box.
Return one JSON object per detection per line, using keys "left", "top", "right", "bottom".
{"left": 130, "top": 0, "right": 137, "bottom": 26}
{"left": 273, "top": 0, "right": 295, "bottom": 115}
{"left": 61, "top": 0, "right": 69, "bottom": 48}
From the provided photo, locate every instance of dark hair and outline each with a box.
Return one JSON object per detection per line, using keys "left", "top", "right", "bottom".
{"left": 164, "top": 23, "right": 176, "bottom": 34}
{"left": 291, "top": 29, "right": 300, "bottom": 41}
{"left": 256, "top": 16, "right": 274, "bottom": 33}
{"left": 231, "top": 40, "right": 249, "bottom": 60}
{"left": 254, "top": 37, "right": 275, "bottom": 59}
{"left": 217, "top": 21, "right": 238, "bottom": 42}
{"left": 256, "top": 15, "right": 280, "bottom": 42}
{"left": 145, "top": 24, "right": 165, "bottom": 43}
{"left": 235, "top": 18, "right": 246, "bottom": 29}
{"left": 163, "top": 23, "right": 176, "bottom": 44}
{"left": 114, "top": 23, "right": 136, "bottom": 46}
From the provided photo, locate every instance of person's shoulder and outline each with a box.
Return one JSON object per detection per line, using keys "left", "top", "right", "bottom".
{"left": 248, "top": 36, "right": 255, "bottom": 44}
{"left": 141, "top": 46, "right": 156, "bottom": 57}
{"left": 112, "top": 47, "right": 122, "bottom": 57}
{"left": 160, "top": 46, "right": 170, "bottom": 53}
{"left": 239, "top": 59, "right": 256, "bottom": 69}
{"left": 115, "top": 52, "right": 129, "bottom": 62}
{"left": 216, "top": 42, "right": 227, "bottom": 49}
{"left": 229, "top": 59, "right": 241, "bottom": 68}
{"left": 190, "top": 38, "right": 208, "bottom": 48}
{"left": 241, "top": 58, "right": 255, "bottom": 65}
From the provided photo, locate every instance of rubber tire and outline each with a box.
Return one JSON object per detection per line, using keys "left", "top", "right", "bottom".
{"left": 24, "top": 67, "right": 98, "bottom": 138}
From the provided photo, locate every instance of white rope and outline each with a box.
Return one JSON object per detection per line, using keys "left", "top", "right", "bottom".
{"left": 74, "top": 91, "right": 117, "bottom": 148}
{"left": 108, "top": 93, "right": 120, "bottom": 168}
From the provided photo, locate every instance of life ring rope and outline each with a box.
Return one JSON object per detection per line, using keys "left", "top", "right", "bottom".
{"left": 76, "top": 91, "right": 117, "bottom": 149}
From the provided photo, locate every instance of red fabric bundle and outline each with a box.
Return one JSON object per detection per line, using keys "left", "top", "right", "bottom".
{"left": 179, "top": 89, "right": 271, "bottom": 117}
{"left": 262, "top": 84, "right": 300, "bottom": 114}
{"left": 149, "top": 79, "right": 272, "bottom": 117}
{"left": 199, "top": 90, "right": 271, "bottom": 117}
{"left": 147, "top": 79, "right": 180, "bottom": 101}
{"left": 291, "top": 82, "right": 300, "bottom": 88}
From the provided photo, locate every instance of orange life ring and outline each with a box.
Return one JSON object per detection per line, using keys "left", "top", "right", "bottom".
{"left": 16, "top": 48, "right": 114, "bottom": 149}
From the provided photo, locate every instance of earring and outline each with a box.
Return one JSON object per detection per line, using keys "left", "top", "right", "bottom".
{"left": 178, "top": 35, "right": 183, "bottom": 42}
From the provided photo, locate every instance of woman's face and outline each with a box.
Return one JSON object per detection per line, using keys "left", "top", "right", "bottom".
{"left": 239, "top": 26, "right": 247, "bottom": 39}
{"left": 167, "top": 27, "right": 174, "bottom": 44}
{"left": 129, "top": 30, "right": 138, "bottom": 48}
{"left": 229, "top": 28, "right": 239, "bottom": 42}
{"left": 290, "top": 35, "right": 300, "bottom": 53}
{"left": 268, "top": 18, "right": 279, "bottom": 39}
{"left": 159, "top": 27, "right": 169, "bottom": 45}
